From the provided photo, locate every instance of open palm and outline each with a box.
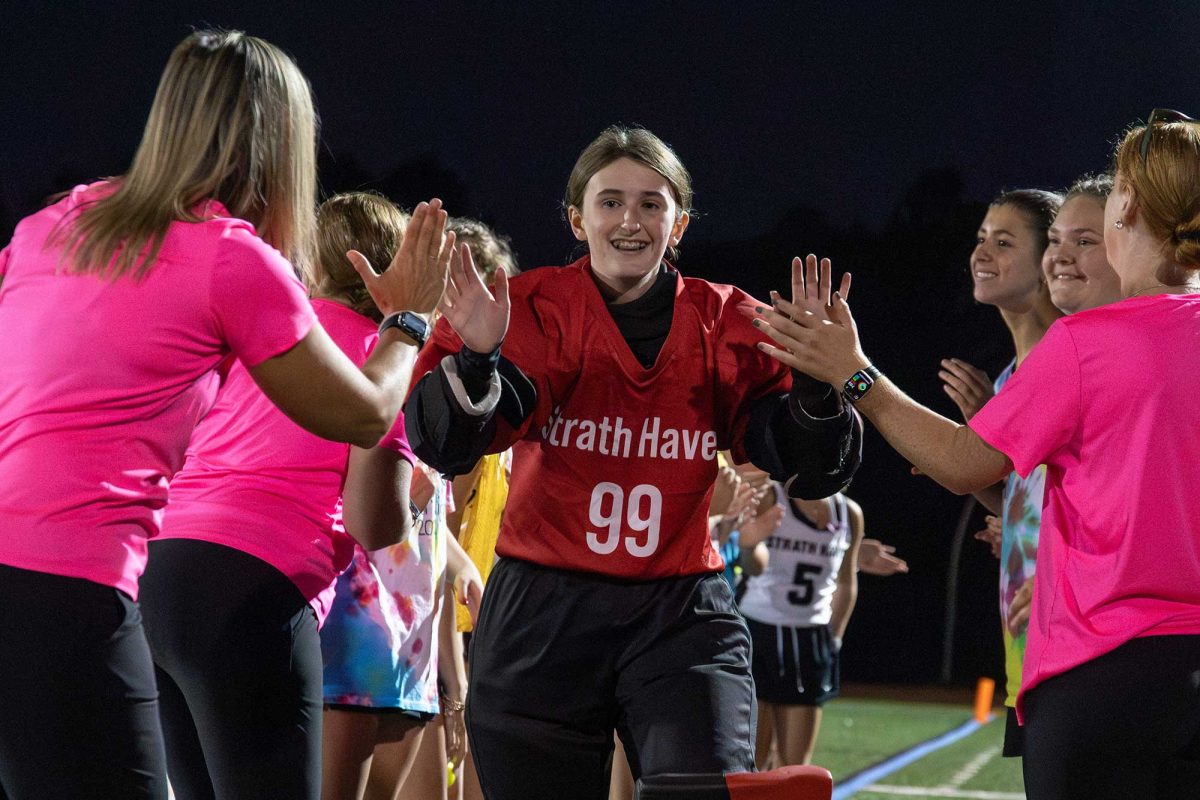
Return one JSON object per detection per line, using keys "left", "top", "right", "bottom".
{"left": 439, "top": 243, "right": 510, "bottom": 353}
{"left": 787, "top": 253, "right": 852, "bottom": 322}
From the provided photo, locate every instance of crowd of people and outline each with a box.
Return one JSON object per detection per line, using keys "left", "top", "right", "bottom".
{"left": 1, "top": 28, "right": 1198, "bottom": 800}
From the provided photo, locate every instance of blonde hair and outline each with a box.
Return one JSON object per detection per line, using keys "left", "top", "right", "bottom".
{"left": 314, "top": 193, "right": 407, "bottom": 322}
{"left": 1115, "top": 121, "right": 1200, "bottom": 269}
{"left": 54, "top": 30, "right": 318, "bottom": 280}
{"left": 448, "top": 217, "right": 518, "bottom": 286}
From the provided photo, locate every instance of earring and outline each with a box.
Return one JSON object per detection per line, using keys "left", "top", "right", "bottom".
{"left": 1114, "top": 220, "right": 1125, "bottom": 229}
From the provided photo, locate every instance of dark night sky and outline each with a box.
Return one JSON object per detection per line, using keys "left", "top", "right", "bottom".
{"left": 3, "top": 2, "right": 1198, "bottom": 685}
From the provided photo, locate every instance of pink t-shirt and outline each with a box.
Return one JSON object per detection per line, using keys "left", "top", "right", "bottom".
{"left": 0, "top": 183, "right": 315, "bottom": 598}
{"left": 970, "top": 294, "right": 1200, "bottom": 718}
{"left": 161, "top": 299, "right": 414, "bottom": 624}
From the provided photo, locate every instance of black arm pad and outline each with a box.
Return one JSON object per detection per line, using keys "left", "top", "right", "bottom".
{"left": 742, "top": 392, "right": 862, "bottom": 500}
{"left": 403, "top": 353, "right": 538, "bottom": 478}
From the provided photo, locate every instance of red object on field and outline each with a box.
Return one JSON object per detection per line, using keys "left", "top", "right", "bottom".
{"left": 635, "top": 765, "right": 833, "bottom": 799}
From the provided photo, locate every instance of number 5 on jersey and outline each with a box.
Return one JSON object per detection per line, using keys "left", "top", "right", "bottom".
{"left": 587, "top": 482, "right": 662, "bottom": 558}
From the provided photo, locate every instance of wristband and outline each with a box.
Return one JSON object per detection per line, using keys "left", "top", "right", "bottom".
{"left": 841, "top": 365, "right": 882, "bottom": 403}
{"left": 379, "top": 310, "right": 428, "bottom": 348}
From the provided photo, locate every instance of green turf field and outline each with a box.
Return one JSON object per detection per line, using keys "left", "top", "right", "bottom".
{"left": 815, "top": 698, "right": 1025, "bottom": 799}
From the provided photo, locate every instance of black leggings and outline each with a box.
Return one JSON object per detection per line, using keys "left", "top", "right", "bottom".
{"left": 467, "top": 559, "right": 756, "bottom": 800}
{"left": 1023, "top": 634, "right": 1200, "bottom": 800}
{"left": 0, "top": 563, "right": 168, "bottom": 799}
{"left": 139, "top": 539, "right": 323, "bottom": 800}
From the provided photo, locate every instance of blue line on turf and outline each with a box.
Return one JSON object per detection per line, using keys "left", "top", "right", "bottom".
{"left": 830, "top": 716, "right": 989, "bottom": 800}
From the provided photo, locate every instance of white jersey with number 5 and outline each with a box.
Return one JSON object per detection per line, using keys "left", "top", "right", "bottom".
{"left": 739, "top": 490, "right": 850, "bottom": 627}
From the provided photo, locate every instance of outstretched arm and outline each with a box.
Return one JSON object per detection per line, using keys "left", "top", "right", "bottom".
{"left": 741, "top": 256, "right": 861, "bottom": 498}
{"left": 250, "top": 200, "right": 451, "bottom": 448}
{"left": 743, "top": 277, "right": 1011, "bottom": 496}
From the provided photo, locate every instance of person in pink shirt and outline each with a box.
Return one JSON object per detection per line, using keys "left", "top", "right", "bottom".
{"left": 746, "top": 112, "right": 1200, "bottom": 800}
{"left": 0, "top": 33, "right": 449, "bottom": 800}
{"left": 140, "top": 192, "right": 455, "bottom": 800}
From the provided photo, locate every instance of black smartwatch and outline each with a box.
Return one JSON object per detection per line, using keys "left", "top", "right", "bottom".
{"left": 841, "top": 365, "right": 882, "bottom": 403}
{"left": 379, "top": 311, "right": 429, "bottom": 348}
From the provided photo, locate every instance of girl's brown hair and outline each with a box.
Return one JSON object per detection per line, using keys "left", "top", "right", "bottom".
{"left": 448, "top": 217, "right": 518, "bottom": 286}
{"left": 314, "top": 193, "right": 408, "bottom": 322}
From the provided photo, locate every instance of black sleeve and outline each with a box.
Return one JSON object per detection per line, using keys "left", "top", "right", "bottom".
{"left": 403, "top": 346, "right": 537, "bottom": 478}
{"left": 742, "top": 370, "right": 862, "bottom": 499}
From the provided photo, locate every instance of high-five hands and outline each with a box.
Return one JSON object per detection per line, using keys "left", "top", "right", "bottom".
{"left": 739, "top": 254, "right": 867, "bottom": 388}
{"left": 347, "top": 198, "right": 454, "bottom": 316}
{"left": 439, "top": 243, "right": 511, "bottom": 353}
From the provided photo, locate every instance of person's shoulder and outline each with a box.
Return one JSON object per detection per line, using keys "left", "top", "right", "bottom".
{"left": 20, "top": 181, "right": 110, "bottom": 230}
{"left": 509, "top": 259, "right": 585, "bottom": 298}
{"left": 208, "top": 216, "right": 292, "bottom": 275}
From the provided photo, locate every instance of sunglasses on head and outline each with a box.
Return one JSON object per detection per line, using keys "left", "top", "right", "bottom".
{"left": 1140, "top": 108, "right": 1198, "bottom": 162}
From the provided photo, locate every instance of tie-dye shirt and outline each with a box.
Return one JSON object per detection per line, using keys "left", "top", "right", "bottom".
{"left": 321, "top": 466, "right": 449, "bottom": 713}
{"left": 994, "top": 361, "right": 1044, "bottom": 708}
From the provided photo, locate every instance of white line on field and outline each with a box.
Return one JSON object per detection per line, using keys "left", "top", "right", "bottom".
{"left": 947, "top": 744, "right": 1002, "bottom": 788}
{"left": 866, "top": 786, "right": 1024, "bottom": 799}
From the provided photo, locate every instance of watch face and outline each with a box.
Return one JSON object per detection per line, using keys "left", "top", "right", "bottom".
{"left": 843, "top": 370, "right": 873, "bottom": 401}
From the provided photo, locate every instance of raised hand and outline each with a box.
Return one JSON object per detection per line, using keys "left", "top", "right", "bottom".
{"left": 1007, "top": 579, "right": 1033, "bottom": 635}
{"left": 347, "top": 198, "right": 453, "bottom": 316}
{"left": 858, "top": 539, "right": 909, "bottom": 576}
{"left": 738, "top": 502, "right": 784, "bottom": 548}
{"left": 973, "top": 514, "right": 1002, "bottom": 559}
{"left": 780, "top": 253, "right": 853, "bottom": 323}
{"left": 439, "top": 243, "right": 510, "bottom": 353}
{"left": 939, "top": 358, "right": 994, "bottom": 421}
{"left": 741, "top": 274, "right": 868, "bottom": 389}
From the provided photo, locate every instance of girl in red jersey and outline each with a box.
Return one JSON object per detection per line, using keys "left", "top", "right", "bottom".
{"left": 403, "top": 126, "right": 861, "bottom": 799}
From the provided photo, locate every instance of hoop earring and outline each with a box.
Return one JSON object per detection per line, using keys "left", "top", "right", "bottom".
{"left": 1114, "top": 220, "right": 1125, "bottom": 229}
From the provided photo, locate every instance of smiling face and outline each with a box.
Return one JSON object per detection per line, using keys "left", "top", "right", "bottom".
{"left": 568, "top": 157, "right": 690, "bottom": 303}
{"left": 970, "top": 203, "right": 1047, "bottom": 312}
{"left": 1044, "top": 195, "right": 1122, "bottom": 314}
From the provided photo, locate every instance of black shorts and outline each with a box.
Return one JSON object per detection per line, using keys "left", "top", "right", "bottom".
{"left": 466, "top": 558, "right": 756, "bottom": 800}
{"left": 745, "top": 618, "right": 839, "bottom": 706}
{"left": 1022, "top": 634, "right": 1200, "bottom": 800}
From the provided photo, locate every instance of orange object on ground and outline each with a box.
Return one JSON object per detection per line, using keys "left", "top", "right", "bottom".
{"left": 974, "top": 676, "right": 996, "bottom": 723}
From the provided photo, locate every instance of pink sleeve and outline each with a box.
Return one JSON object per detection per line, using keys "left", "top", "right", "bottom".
{"left": 380, "top": 407, "right": 416, "bottom": 464}
{"left": 0, "top": 244, "right": 10, "bottom": 278}
{"left": 969, "top": 320, "right": 1081, "bottom": 478}
{"left": 210, "top": 227, "right": 316, "bottom": 367}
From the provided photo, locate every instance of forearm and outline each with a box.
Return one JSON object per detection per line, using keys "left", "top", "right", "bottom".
{"left": 739, "top": 543, "right": 768, "bottom": 576}
{"left": 830, "top": 580, "right": 857, "bottom": 640}
{"left": 437, "top": 583, "right": 467, "bottom": 702}
{"left": 743, "top": 390, "right": 861, "bottom": 500}
{"left": 341, "top": 448, "right": 413, "bottom": 551}
{"left": 972, "top": 482, "right": 1004, "bottom": 515}
{"left": 445, "top": 534, "right": 473, "bottom": 583}
{"left": 854, "top": 378, "right": 1010, "bottom": 495}
{"left": 250, "top": 326, "right": 419, "bottom": 449}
